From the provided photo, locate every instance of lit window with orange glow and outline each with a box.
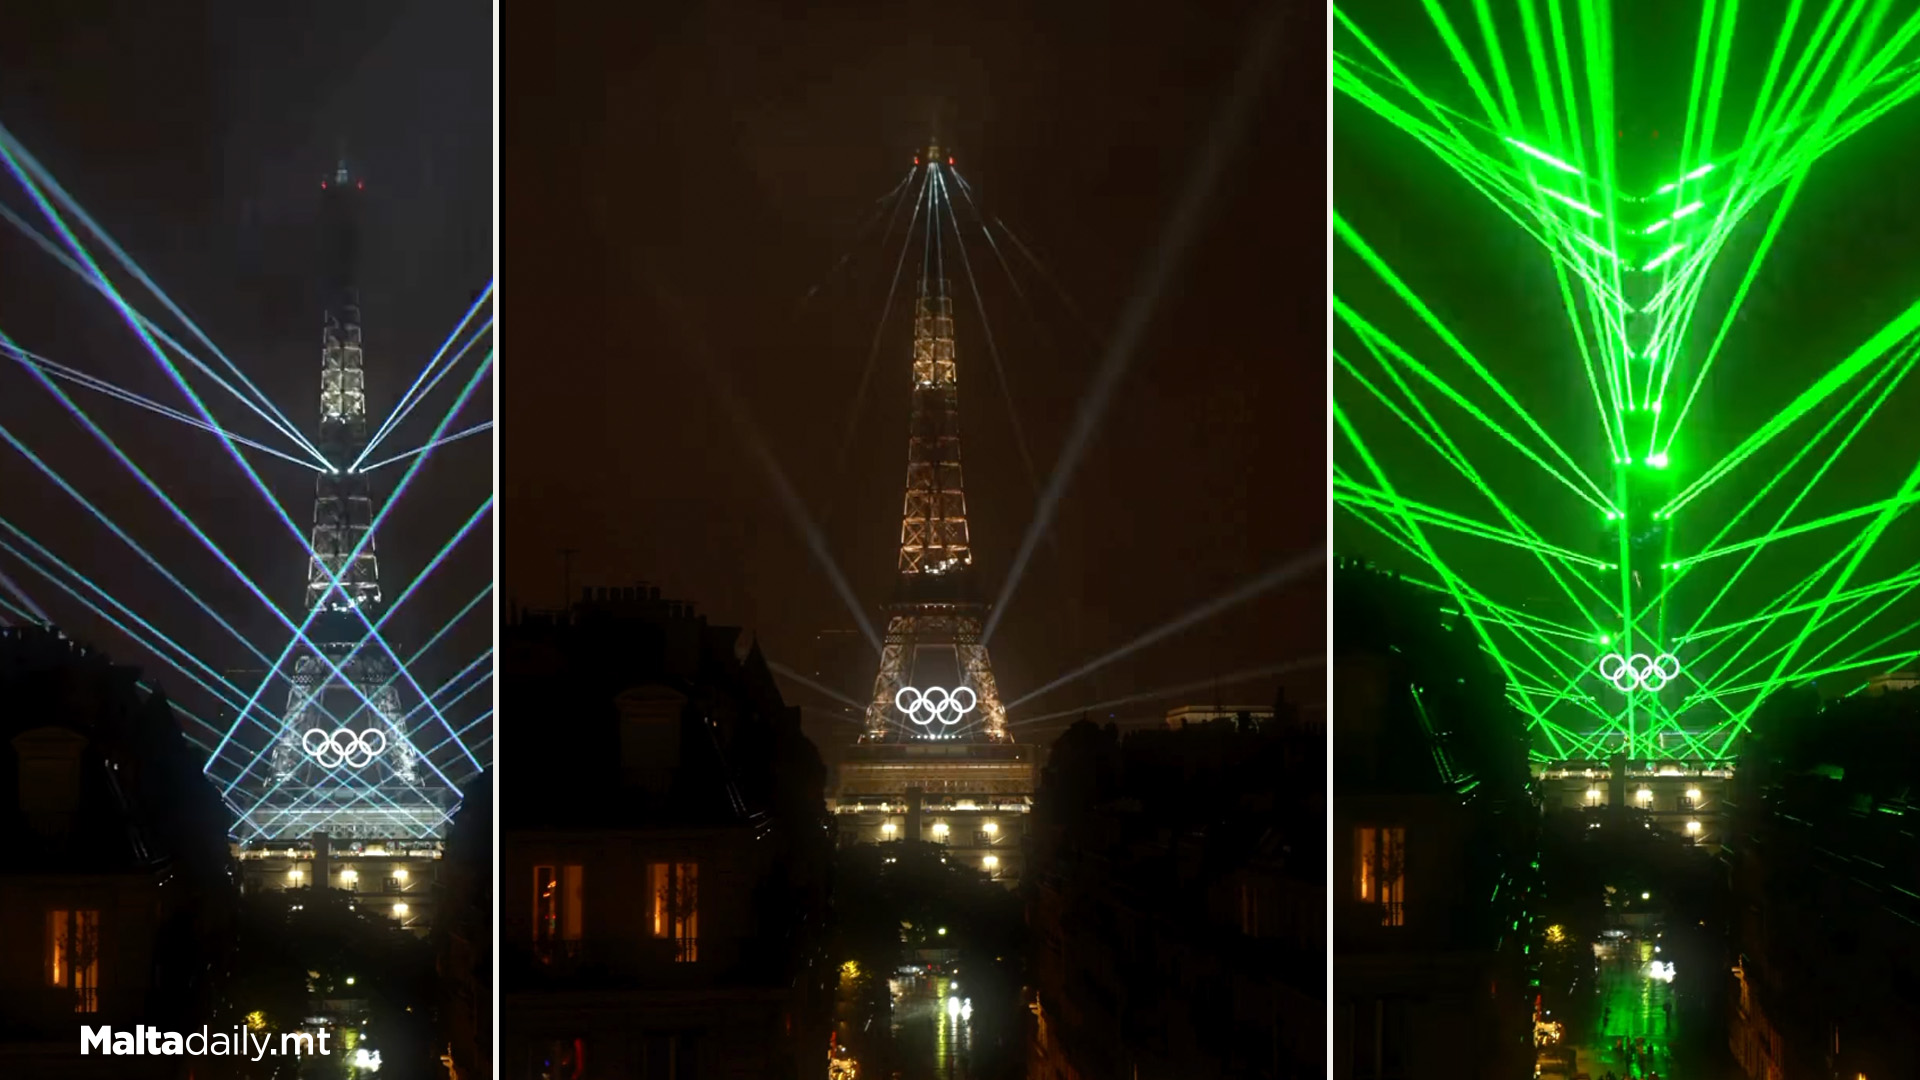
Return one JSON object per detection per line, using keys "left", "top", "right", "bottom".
{"left": 48, "top": 909, "right": 100, "bottom": 1013}
{"left": 1354, "top": 826, "right": 1407, "bottom": 927}
{"left": 533, "top": 864, "right": 583, "bottom": 953}
{"left": 648, "top": 862, "right": 700, "bottom": 962}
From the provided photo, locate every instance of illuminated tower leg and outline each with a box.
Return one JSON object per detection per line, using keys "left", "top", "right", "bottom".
{"left": 863, "top": 617, "right": 913, "bottom": 739}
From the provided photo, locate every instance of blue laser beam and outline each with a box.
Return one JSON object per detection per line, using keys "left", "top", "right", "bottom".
{"left": 0, "top": 127, "right": 325, "bottom": 465}
{"left": 0, "top": 594, "right": 223, "bottom": 759}
{"left": 0, "top": 530, "right": 264, "bottom": 770}
{"left": 0, "top": 201, "right": 330, "bottom": 466}
{"left": 352, "top": 317, "right": 494, "bottom": 471}
{"left": 5, "top": 143, "right": 484, "bottom": 799}
{"left": 357, "top": 421, "right": 493, "bottom": 475}
{"left": 210, "top": 357, "right": 492, "bottom": 795}
{"left": 243, "top": 659, "right": 492, "bottom": 839}
{"left": 1, "top": 341, "right": 324, "bottom": 471}
{"left": 355, "top": 287, "right": 495, "bottom": 468}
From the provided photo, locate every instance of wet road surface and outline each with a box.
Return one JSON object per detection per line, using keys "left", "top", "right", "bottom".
{"left": 1569, "top": 937, "right": 1678, "bottom": 1079}
{"left": 888, "top": 974, "right": 978, "bottom": 1080}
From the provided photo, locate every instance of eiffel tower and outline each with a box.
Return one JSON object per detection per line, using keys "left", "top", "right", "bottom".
{"left": 860, "top": 146, "right": 1010, "bottom": 744}
{"left": 836, "top": 146, "right": 1032, "bottom": 883}
{"left": 250, "top": 161, "right": 447, "bottom": 841}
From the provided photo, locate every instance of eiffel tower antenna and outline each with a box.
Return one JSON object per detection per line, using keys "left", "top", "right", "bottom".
{"left": 860, "top": 141, "right": 1010, "bottom": 744}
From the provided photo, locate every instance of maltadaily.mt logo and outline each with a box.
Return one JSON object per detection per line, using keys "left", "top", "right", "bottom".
{"left": 81, "top": 1026, "right": 331, "bottom": 1061}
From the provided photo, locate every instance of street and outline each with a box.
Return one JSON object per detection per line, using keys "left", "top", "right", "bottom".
{"left": 1566, "top": 937, "right": 1678, "bottom": 1079}
{"left": 888, "top": 973, "right": 979, "bottom": 1080}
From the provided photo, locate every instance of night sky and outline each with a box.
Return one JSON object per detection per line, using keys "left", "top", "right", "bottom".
{"left": 0, "top": 2, "right": 492, "bottom": 770}
{"left": 503, "top": 0, "right": 1324, "bottom": 752}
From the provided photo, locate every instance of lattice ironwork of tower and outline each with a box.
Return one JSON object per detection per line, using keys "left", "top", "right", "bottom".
{"left": 1333, "top": 4, "right": 1920, "bottom": 764}
{"left": 860, "top": 144, "right": 1011, "bottom": 744}
{"left": 247, "top": 161, "right": 447, "bottom": 840}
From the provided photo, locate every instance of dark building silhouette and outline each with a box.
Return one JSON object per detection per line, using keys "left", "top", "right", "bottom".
{"left": 501, "top": 586, "right": 832, "bottom": 1080}
{"left": 1724, "top": 686, "right": 1920, "bottom": 1080}
{"left": 1331, "top": 559, "right": 1536, "bottom": 1080}
{"left": 435, "top": 770, "right": 493, "bottom": 1080}
{"left": 1026, "top": 694, "right": 1324, "bottom": 1079}
{"left": 0, "top": 625, "right": 235, "bottom": 1077}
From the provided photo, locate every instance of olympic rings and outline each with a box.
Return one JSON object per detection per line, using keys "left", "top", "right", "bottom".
{"left": 302, "top": 727, "right": 389, "bottom": 769}
{"left": 1597, "top": 652, "right": 1681, "bottom": 692}
{"left": 894, "top": 686, "right": 978, "bottom": 726}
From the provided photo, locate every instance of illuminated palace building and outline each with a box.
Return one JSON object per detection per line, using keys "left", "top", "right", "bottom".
{"left": 833, "top": 155, "right": 1037, "bottom": 883}
{"left": 228, "top": 162, "right": 449, "bottom": 932}
{"left": 1537, "top": 755, "right": 1732, "bottom": 849}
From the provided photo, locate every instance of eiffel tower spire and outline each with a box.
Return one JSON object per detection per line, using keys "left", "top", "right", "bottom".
{"left": 896, "top": 270, "right": 971, "bottom": 580}
{"left": 308, "top": 156, "right": 380, "bottom": 619}
{"left": 862, "top": 144, "right": 1009, "bottom": 743}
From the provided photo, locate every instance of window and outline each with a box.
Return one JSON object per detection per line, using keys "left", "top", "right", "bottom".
{"left": 48, "top": 909, "right": 100, "bottom": 1013}
{"left": 533, "top": 865, "right": 584, "bottom": 960}
{"left": 1355, "top": 827, "right": 1406, "bottom": 927}
{"left": 648, "top": 862, "right": 700, "bottom": 962}
{"left": 1352, "top": 997, "right": 1410, "bottom": 1079}
{"left": 641, "top": 1031, "right": 701, "bottom": 1079}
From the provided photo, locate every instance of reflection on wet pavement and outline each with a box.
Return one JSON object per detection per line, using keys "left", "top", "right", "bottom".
{"left": 1573, "top": 936, "right": 1679, "bottom": 1079}
{"left": 889, "top": 974, "right": 976, "bottom": 1080}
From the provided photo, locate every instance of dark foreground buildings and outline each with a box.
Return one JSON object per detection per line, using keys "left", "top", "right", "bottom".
{"left": 1724, "top": 685, "right": 1920, "bottom": 1080}
{"left": 0, "top": 626, "right": 235, "bottom": 1078}
{"left": 1026, "top": 697, "right": 1324, "bottom": 1079}
{"left": 501, "top": 586, "right": 833, "bottom": 1080}
{"left": 1331, "top": 559, "right": 1537, "bottom": 1080}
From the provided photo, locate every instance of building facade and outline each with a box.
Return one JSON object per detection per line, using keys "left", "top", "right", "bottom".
{"left": 235, "top": 836, "right": 441, "bottom": 935}
{"left": 0, "top": 627, "right": 235, "bottom": 1078}
{"left": 1723, "top": 687, "right": 1920, "bottom": 1080}
{"left": 1332, "top": 561, "right": 1537, "bottom": 1080}
{"left": 830, "top": 742, "right": 1035, "bottom": 884}
{"left": 1026, "top": 709, "right": 1324, "bottom": 1079}
{"left": 1536, "top": 755, "right": 1732, "bottom": 851}
{"left": 501, "top": 587, "right": 833, "bottom": 1080}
